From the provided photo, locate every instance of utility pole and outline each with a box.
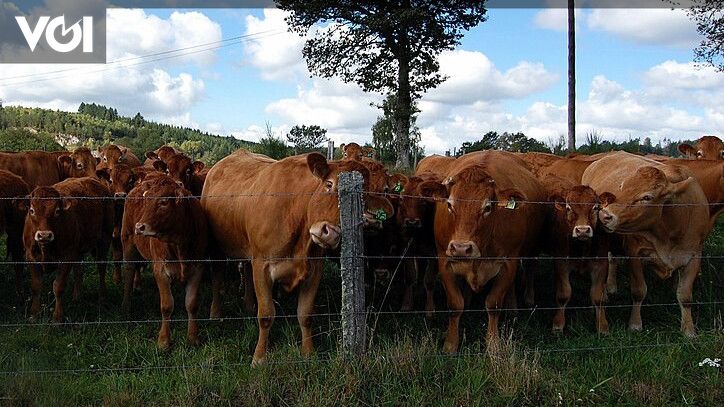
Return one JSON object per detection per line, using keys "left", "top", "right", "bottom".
{"left": 567, "top": 0, "right": 576, "bottom": 152}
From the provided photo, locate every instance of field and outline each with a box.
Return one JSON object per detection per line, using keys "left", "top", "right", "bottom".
{"left": 0, "top": 220, "right": 721, "bottom": 406}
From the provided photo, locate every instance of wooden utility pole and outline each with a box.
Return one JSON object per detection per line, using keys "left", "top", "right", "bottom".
{"left": 568, "top": 0, "right": 576, "bottom": 152}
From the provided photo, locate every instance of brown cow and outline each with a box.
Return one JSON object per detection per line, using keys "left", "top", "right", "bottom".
{"left": 0, "top": 147, "right": 97, "bottom": 188}
{"left": 419, "top": 151, "right": 545, "bottom": 353}
{"left": 152, "top": 153, "right": 207, "bottom": 196}
{"left": 339, "top": 142, "right": 376, "bottom": 161}
{"left": 202, "top": 150, "right": 393, "bottom": 365}
{"left": 416, "top": 154, "right": 456, "bottom": 176}
{"left": 121, "top": 175, "right": 208, "bottom": 349}
{"left": 96, "top": 144, "right": 142, "bottom": 170}
{"left": 144, "top": 145, "right": 180, "bottom": 167}
{"left": 512, "top": 152, "right": 565, "bottom": 177}
{"left": 678, "top": 136, "right": 723, "bottom": 161}
{"left": 541, "top": 175, "right": 612, "bottom": 333}
{"left": 21, "top": 177, "right": 114, "bottom": 321}
{"left": 0, "top": 170, "right": 29, "bottom": 300}
{"left": 583, "top": 152, "right": 709, "bottom": 336}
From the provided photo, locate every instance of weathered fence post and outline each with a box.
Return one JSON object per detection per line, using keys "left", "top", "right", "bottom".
{"left": 338, "top": 171, "right": 366, "bottom": 356}
{"left": 327, "top": 140, "right": 335, "bottom": 160}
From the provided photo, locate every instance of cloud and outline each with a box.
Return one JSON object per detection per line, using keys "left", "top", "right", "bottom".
{"left": 587, "top": 9, "right": 699, "bottom": 48}
{"left": 533, "top": 8, "right": 582, "bottom": 32}
{"left": 243, "top": 9, "right": 307, "bottom": 81}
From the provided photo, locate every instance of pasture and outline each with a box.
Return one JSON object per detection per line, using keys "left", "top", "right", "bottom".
{"left": 0, "top": 218, "right": 721, "bottom": 406}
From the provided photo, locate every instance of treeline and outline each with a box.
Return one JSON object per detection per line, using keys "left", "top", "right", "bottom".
{"left": 0, "top": 104, "right": 255, "bottom": 164}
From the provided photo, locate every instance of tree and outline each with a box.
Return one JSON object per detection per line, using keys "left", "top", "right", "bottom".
{"left": 276, "top": 0, "right": 487, "bottom": 169}
{"left": 286, "top": 124, "right": 328, "bottom": 154}
{"left": 252, "top": 122, "right": 291, "bottom": 159}
{"left": 688, "top": 1, "right": 724, "bottom": 71}
{"left": 371, "top": 94, "right": 423, "bottom": 165}
{"left": 568, "top": 0, "right": 576, "bottom": 152}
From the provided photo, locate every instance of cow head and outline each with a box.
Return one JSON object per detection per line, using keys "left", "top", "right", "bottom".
{"left": 306, "top": 153, "right": 393, "bottom": 250}
{"left": 133, "top": 176, "right": 190, "bottom": 241}
{"left": 145, "top": 145, "right": 178, "bottom": 164}
{"left": 96, "top": 164, "right": 149, "bottom": 199}
{"left": 550, "top": 185, "right": 604, "bottom": 241}
{"left": 58, "top": 148, "right": 97, "bottom": 179}
{"left": 152, "top": 153, "right": 204, "bottom": 192}
{"left": 419, "top": 165, "right": 527, "bottom": 292}
{"left": 395, "top": 176, "right": 429, "bottom": 232}
{"left": 20, "top": 186, "right": 74, "bottom": 247}
{"left": 597, "top": 166, "right": 695, "bottom": 233}
{"left": 97, "top": 145, "right": 131, "bottom": 170}
{"left": 678, "top": 136, "right": 723, "bottom": 161}
{"left": 340, "top": 143, "right": 364, "bottom": 161}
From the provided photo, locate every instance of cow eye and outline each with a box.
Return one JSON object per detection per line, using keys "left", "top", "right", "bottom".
{"left": 696, "top": 151, "right": 703, "bottom": 158}
{"left": 159, "top": 198, "right": 169, "bottom": 206}
{"left": 640, "top": 194, "right": 654, "bottom": 202}
{"left": 343, "top": 152, "right": 348, "bottom": 158}
{"left": 76, "top": 163, "right": 84, "bottom": 170}
{"left": 565, "top": 204, "right": 572, "bottom": 212}
{"left": 54, "top": 207, "right": 61, "bottom": 217}
{"left": 324, "top": 180, "right": 333, "bottom": 190}
{"left": 482, "top": 201, "right": 492, "bottom": 216}
{"left": 102, "top": 156, "right": 108, "bottom": 162}
{"left": 29, "top": 207, "right": 35, "bottom": 216}
{"left": 447, "top": 200, "right": 453, "bottom": 213}
{"left": 592, "top": 204, "right": 601, "bottom": 211}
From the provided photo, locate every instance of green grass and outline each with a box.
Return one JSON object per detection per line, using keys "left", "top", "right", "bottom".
{"left": 0, "top": 221, "right": 722, "bottom": 406}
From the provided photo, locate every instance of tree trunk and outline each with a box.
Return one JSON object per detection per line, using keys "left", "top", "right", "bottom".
{"left": 567, "top": 0, "right": 576, "bottom": 152}
{"left": 395, "top": 53, "right": 412, "bottom": 169}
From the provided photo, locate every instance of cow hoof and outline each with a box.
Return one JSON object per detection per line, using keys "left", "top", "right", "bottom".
{"left": 157, "top": 339, "right": 172, "bottom": 352}
{"left": 628, "top": 323, "right": 643, "bottom": 332}
{"left": 552, "top": 326, "right": 564, "bottom": 334}
{"left": 188, "top": 337, "right": 202, "bottom": 347}
{"left": 209, "top": 309, "right": 222, "bottom": 320}
{"left": 605, "top": 285, "right": 617, "bottom": 295}
{"left": 251, "top": 356, "right": 266, "bottom": 367}
{"left": 683, "top": 329, "right": 697, "bottom": 339}
{"left": 400, "top": 304, "right": 413, "bottom": 313}
{"left": 442, "top": 342, "right": 458, "bottom": 355}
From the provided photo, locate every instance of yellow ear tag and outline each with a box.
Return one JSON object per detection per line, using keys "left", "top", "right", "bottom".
{"left": 505, "top": 198, "right": 516, "bottom": 210}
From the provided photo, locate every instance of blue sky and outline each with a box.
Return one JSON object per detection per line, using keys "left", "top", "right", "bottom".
{"left": 1, "top": 6, "right": 721, "bottom": 154}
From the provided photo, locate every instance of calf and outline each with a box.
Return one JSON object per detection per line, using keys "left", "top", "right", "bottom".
{"left": 144, "top": 145, "right": 179, "bottom": 167}
{"left": 96, "top": 144, "right": 142, "bottom": 170}
{"left": 679, "top": 136, "right": 723, "bottom": 161}
{"left": 22, "top": 177, "right": 114, "bottom": 321}
{"left": 339, "top": 142, "right": 376, "bottom": 161}
{"left": 0, "top": 170, "right": 29, "bottom": 300}
{"left": 152, "top": 153, "right": 207, "bottom": 196}
{"left": 121, "top": 175, "right": 208, "bottom": 349}
{"left": 0, "top": 147, "right": 97, "bottom": 188}
{"left": 542, "top": 175, "right": 612, "bottom": 333}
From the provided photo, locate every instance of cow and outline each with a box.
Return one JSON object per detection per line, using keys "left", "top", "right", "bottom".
{"left": 339, "top": 142, "right": 376, "bottom": 161}
{"left": 0, "top": 147, "right": 97, "bottom": 189}
{"left": 95, "top": 164, "right": 158, "bottom": 285}
{"left": 678, "top": 136, "right": 723, "bottom": 161}
{"left": 21, "top": 177, "right": 114, "bottom": 321}
{"left": 201, "top": 150, "right": 393, "bottom": 365}
{"left": 541, "top": 175, "right": 612, "bottom": 333}
{"left": 121, "top": 175, "right": 208, "bottom": 350}
{"left": 96, "top": 144, "right": 142, "bottom": 170}
{"left": 0, "top": 170, "right": 29, "bottom": 300}
{"left": 144, "top": 145, "right": 180, "bottom": 167}
{"left": 152, "top": 153, "right": 208, "bottom": 196}
{"left": 512, "top": 152, "right": 565, "bottom": 177}
{"left": 416, "top": 154, "right": 456, "bottom": 176}
{"left": 582, "top": 152, "right": 710, "bottom": 337}
{"left": 418, "top": 150, "right": 545, "bottom": 353}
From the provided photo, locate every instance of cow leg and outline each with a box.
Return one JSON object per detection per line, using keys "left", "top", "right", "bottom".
{"left": 297, "top": 261, "right": 322, "bottom": 358}
{"left": 111, "top": 230, "right": 122, "bottom": 284}
{"left": 8, "top": 233, "right": 25, "bottom": 302}
{"left": 677, "top": 256, "right": 700, "bottom": 338}
{"left": 252, "top": 259, "right": 274, "bottom": 366}
{"left": 154, "top": 263, "right": 174, "bottom": 350}
{"left": 440, "top": 258, "right": 463, "bottom": 354}
{"left": 72, "top": 266, "right": 83, "bottom": 301}
{"left": 29, "top": 264, "right": 43, "bottom": 317}
{"left": 552, "top": 260, "right": 571, "bottom": 333}
{"left": 242, "top": 262, "right": 256, "bottom": 314}
{"left": 606, "top": 251, "right": 618, "bottom": 295}
{"left": 133, "top": 268, "right": 142, "bottom": 291}
{"left": 400, "top": 259, "right": 417, "bottom": 312}
{"left": 53, "top": 264, "right": 72, "bottom": 322}
{"left": 95, "top": 248, "right": 108, "bottom": 298}
{"left": 590, "top": 260, "right": 609, "bottom": 334}
{"left": 485, "top": 261, "right": 517, "bottom": 348}
{"left": 185, "top": 266, "right": 203, "bottom": 346}
{"left": 628, "top": 258, "right": 647, "bottom": 332}
{"left": 522, "top": 259, "right": 535, "bottom": 307}
{"left": 423, "top": 259, "right": 436, "bottom": 319}
{"left": 209, "top": 263, "right": 223, "bottom": 319}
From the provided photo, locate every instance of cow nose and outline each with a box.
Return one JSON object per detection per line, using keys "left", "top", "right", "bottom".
{"left": 446, "top": 240, "right": 479, "bottom": 258}
{"left": 134, "top": 222, "right": 146, "bottom": 234}
{"left": 114, "top": 192, "right": 127, "bottom": 198}
{"left": 599, "top": 210, "right": 614, "bottom": 224}
{"left": 404, "top": 218, "right": 421, "bottom": 228}
{"left": 34, "top": 230, "right": 54, "bottom": 243}
{"left": 573, "top": 225, "right": 593, "bottom": 239}
{"left": 309, "top": 221, "right": 341, "bottom": 249}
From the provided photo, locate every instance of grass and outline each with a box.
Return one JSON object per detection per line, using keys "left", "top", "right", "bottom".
{"left": 0, "top": 221, "right": 722, "bottom": 406}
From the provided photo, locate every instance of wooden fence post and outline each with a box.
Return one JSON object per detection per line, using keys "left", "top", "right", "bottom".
{"left": 327, "top": 140, "right": 335, "bottom": 160}
{"left": 338, "top": 171, "right": 366, "bottom": 356}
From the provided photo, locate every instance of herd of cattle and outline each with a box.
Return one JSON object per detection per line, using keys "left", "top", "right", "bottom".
{"left": 0, "top": 135, "right": 721, "bottom": 365}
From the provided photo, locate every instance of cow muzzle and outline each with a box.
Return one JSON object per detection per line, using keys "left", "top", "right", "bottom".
{"left": 114, "top": 192, "right": 127, "bottom": 199}
{"left": 362, "top": 212, "right": 384, "bottom": 232}
{"left": 134, "top": 222, "right": 156, "bottom": 236}
{"left": 598, "top": 209, "right": 618, "bottom": 232}
{"left": 309, "top": 222, "right": 341, "bottom": 249}
{"left": 572, "top": 225, "right": 593, "bottom": 240}
{"left": 34, "top": 230, "right": 54, "bottom": 244}
{"left": 403, "top": 218, "right": 422, "bottom": 229}
{"left": 446, "top": 240, "right": 481, "bottom": 258}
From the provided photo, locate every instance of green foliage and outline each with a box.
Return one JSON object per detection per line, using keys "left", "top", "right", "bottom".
{"left": 0, "top": 104, "right": 253, "bottom": 165}
{"left": 251, "top": 123, "right": 291, "bottom": 159}
{"left": 371, "top": 95, "right": 424, "bottom": 164}
{"left": 0, "top": 128, "right": 64, "bottom": 151}
{"left": 688, "top": 0, "right": 724, "bottom": 71}
{"left": 286, "top": 124, "right": 328, "bottom": 154}
{"left": 456, "top": 131, "right": 549, "bottom": 156}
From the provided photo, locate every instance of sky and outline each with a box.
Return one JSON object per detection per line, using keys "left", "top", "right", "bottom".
{"left": 1, "top": 6, "right": 722, "bottom": 155}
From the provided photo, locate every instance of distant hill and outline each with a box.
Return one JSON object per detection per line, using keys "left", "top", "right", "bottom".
{"left": 0, "top": 103, "right": 256, "bottom": 165}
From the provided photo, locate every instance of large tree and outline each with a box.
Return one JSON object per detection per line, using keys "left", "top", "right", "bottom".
{"left": 371, "top": 94, "right": 422, "bottom": 165}
{"left": 276, "top": 0, "right": 487, "bottom": 169}
{"left": 286, "top": 124, "right": 328, "bottom": 154}
{"left": 688, "top": 0, "right": 724, "bottom": 71}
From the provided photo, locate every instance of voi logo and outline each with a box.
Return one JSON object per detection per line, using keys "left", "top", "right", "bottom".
{"left": 15, "top": 15, "right": 93, "bottom": 53}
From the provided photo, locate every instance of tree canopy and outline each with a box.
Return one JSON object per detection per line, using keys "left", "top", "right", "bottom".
{"left": 688, "top": 1, "right": 724, "bottom": 71}
{"left": 286, "top": 124, "right": 328, "bottom": 154}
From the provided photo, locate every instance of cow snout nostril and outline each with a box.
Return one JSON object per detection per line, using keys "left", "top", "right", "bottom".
{"left": 404, "top": 218, "right": 421, "bottom": 227}
{"left": 34, "top": 230, "right": 54, "bottom": 242}
{"left": 135, "top": 223, "right": 146, "bottom": 234}
{"left": 573, "top": 225, "right": 593, "bottom": 238}
{"left": 447, "top": 241, "right": 477, "bottom": 257}
{"left": 114, "top": 192, "right": 127, "bottom": 198}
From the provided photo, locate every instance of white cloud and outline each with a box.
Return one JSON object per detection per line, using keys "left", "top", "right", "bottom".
{"left": 587, "top": 9, "right": 699, "bottom": 48}
{"left": 533, "top": 8, "right": 582, "bottom": 32}
{"left": 243, "top": 9, "right": 307, "bottom": 81}
{"left": 643, "top": 60, "right": 724, "bottom": 90}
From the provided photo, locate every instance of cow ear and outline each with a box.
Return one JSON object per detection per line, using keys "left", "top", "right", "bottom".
{"left": 62, "top": 198, "right": 75, "bottom": 211}
{"left": 58, "top": 155, "right": 73, "bottom": 172}
{"left": 550, "top": 193, "right": 566, "bottom": 211}
{"left": 153, "top": 160, "right": 167, "bottom": 172}
{"left": 133, "top": 169, "right": 148, "bottom": 183}
{"left": 388, "top": 173, "right": 408, "bottom": 194}
{"left": 145, "top": 151, "right": 158, "bottom": 160}
{"left": 95, "top": 168, "right": 110, "bottom": 183}
{"left": 14, "top": 196, "right": 29, "bottom": 212}
{"left": 418, "top": 181, "right": 448, "bottom": 200}
{"left": 664, "top": 176, "right": 695, "bottom": 198}
{"left": 340, "top": 143, "right": 347, "bottom": 152}
{"left": 496, "top": 188, "right": 526, "bottom": 209}
{"left": 678, "top": 143, "right": 696, "bottom": 158}
{"left": 307, "top": 153, "right": 330, "bottom": 180}
{"left": 192, "top": 161, "right": 205, "bottom": 174}
{"left": 599, "top": 192, "right": 616, "bottom": 206}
